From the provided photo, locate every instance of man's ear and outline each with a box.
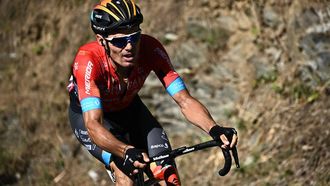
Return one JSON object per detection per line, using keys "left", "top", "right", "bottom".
{"left": 96, "top": 34, "right": 105, "bottom": 46}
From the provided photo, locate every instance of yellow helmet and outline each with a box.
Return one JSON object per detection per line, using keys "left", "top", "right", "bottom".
{"left": 90, "top": 0, "right": 143, "bottom": 36}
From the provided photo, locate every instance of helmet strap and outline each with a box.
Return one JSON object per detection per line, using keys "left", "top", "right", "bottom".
{"left": 101, "top": 39, "right": 111, "bottom": 56}
{"left": 103, "top": 41, "right": 113, "bottom": 90}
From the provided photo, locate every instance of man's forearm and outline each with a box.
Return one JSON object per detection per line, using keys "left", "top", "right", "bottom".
{"left": 180, "top": 97, "right": 216, "bottom": 133}
{"left": 86, "top": 120, "right": 128, "bottom": 158}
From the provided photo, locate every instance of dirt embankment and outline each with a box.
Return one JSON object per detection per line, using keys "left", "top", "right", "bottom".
{"left": 1, "top": 0, "right": 329, "bottom": 185}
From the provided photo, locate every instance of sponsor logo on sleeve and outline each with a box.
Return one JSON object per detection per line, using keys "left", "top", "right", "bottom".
{"left": 84, "top": 144, "right": 96, "bottom": 151}
{"left": 85, "top": 61, "right": 93, "bottom": 95}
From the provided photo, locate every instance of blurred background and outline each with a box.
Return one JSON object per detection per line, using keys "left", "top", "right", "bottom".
{"left": 0, "top": 0, "right": 329, "bottom": 185}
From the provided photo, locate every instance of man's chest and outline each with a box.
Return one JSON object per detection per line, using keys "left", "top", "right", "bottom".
{"left": 98, "top": 66, "right": 150, "bottom": 100}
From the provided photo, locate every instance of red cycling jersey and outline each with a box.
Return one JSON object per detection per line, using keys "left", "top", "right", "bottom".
{"left": 68, "top": 34, "right": 186, "bottom": 112}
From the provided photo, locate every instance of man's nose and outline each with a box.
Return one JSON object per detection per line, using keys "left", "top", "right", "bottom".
{"left": 124, "top": 41, "right": 133, "bottom": 50}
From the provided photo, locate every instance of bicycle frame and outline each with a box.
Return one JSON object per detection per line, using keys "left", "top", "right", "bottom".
{"left": 134, "top": 139, "right": 240, "bottom": 186}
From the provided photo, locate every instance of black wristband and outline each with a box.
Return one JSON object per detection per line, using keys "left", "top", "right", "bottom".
{"left": 209, "top": 125, "right": 225, "bottom": 141}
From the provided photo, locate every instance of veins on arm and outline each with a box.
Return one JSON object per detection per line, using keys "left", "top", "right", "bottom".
{"left": 172, "top": 90, "right": 216, "bottom": 133}
{"left": 83, "top": 109, "right": 128, "bottom": 158}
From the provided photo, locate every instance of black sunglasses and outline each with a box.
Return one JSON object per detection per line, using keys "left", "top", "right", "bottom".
{"left": 104, "top": 31, "right": 141, "bottom": 48}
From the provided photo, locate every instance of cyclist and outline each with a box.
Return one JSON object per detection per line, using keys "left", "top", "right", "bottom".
{"left": 67, "top": 0, "right": 238, "bottom": 185}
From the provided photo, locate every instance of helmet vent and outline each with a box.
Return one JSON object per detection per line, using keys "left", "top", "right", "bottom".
{"left": 90, "top": 0, "right": 143, "bottom": 35}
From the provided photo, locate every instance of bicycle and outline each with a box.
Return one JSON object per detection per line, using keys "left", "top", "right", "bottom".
{"left": 106, "top": 139, "right": 240, "bottom": 186}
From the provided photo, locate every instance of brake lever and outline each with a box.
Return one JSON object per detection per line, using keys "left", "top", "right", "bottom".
{"left": 232, "top": 146, "right": 240, "bottom": 168}
{"left": 226, "top": 127, "right": 240, "bottom": 169}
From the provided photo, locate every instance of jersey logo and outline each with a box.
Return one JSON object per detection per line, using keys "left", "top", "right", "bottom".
{"left": 85, "top": 61, "right": 93, "bottom": 95}
{"left": 74, "top": 62, "right": 79, "bottom": 70}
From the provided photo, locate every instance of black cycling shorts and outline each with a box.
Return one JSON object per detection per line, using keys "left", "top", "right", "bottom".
{"left": 68, "top": 96, "right": 174, "bottom": 176}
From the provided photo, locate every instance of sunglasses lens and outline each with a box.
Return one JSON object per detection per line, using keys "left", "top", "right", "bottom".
{"left": 111, "top": 38, "right": 128, "bottom": 48}
{"left": 129, "top": 32, "right": 141, "bottom": 43}
{"left": 109, "top": 32, "right": 141, "bottom": 48}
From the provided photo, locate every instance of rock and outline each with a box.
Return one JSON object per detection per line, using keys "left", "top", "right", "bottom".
{"left": 186, "top": 20, "right": 231, "bottom": 48}
{"left": 164, "top": 33, "right": 179, "bottom": 41}
{"left": 209, "top": 63, "right": 235, "bottom": 83}
{"left": 60, "top": 144, "right": 72, "bottom": 158}
{"left": 172, "top": 40, "right": 208, "bottom": 69}
{"left": 237, "top": 11, "right": 253, "bottom": 30}
{"left": 200, "top": 0, "right": 209, "bottom": 7}
{"left": 214, "top": 85, "right": 239, "bottom": 103}
{"left": 88, "top": 169, "right": 99, "bottom": 183}
{"left": 225, "top": 32, "right": 257, "bottom": 62}
{"left": 263, "top": 6, "right": 280, "bottom": 28}
{"left": 193, "top": 85, "right": 213, "bottom": 99}
{"left": 297, "top": 25, "right": 330, "bottom": 88}
{"left": 243, "top": 155, "right": 256, "bottom": 166}
{"left": 265, "top": 47, "right": 282, "bottom": 63}
{"left": 295, "top": 7, "right": 323, "bottom": 31}
{"left": 217, "top": 16, "right": 238, "bottom": 32}
{"left": 249, "top": 55, "right": 277, "bottom": 84}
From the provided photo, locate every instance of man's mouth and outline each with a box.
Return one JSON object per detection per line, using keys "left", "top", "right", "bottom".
{"left": 123, "top": 56, "right": 133, "bottom": 62}
{"left": 123, "top": 54, "right": 134, "bottom": 62}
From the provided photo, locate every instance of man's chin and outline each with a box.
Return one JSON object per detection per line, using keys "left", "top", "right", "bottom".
{"left": 122, "top": 60, "right": 136, "bottom": 67}
{"left": 121, "top": 57, "right": 137, "bottom": 66}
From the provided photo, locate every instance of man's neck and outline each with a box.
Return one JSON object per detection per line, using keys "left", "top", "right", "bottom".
{"left": 117, "top": 66, "right": 133, "bottom": 79}
{"left": 109, "top": 58, "right": 133, "bottom": 79}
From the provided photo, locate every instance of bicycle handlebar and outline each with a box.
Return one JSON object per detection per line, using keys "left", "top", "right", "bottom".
{"left": 219, "top": 148, "right": 232, "bottom": 176}
{"left": 149, "top": 139, "right": 240, "bottom": 176}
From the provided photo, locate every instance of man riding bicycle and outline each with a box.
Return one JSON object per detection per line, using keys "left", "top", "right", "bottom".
{"left": 67, "top": 0, "right": 238, "bottom": 185}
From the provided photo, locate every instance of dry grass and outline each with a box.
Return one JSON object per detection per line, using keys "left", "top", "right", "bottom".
{"left": 1, "top": 0, "right": 329, "bottom": 185}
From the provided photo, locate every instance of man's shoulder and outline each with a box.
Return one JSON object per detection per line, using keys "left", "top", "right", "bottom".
{"left": 73, "top": 41, "right": 105, "bottom": 70}
{"left": 75, "top": 41, "right": 104, "bottom": 60}
{"left": 78, "top": 41, "right": 102, "bottom": 53}
{"left": 140, "top": 34, "right": 164, "bottom": 48}
{"left": 140, "top": 34, "right": 168, "bottom": 61}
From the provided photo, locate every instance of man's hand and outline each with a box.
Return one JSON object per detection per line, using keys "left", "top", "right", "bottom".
{"left": 123, "top": 147, "right": 150, "bottom": 175}
{"left": 209, "top": 125, "right": 238, "bottom": 149}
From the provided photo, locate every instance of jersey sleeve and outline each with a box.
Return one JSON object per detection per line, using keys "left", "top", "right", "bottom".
{"left": 73, "top": 49, "right": 102, "bottom": 112}
{"left": 147, "top": 36, "right": 187, "bottom": 96}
